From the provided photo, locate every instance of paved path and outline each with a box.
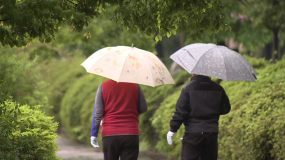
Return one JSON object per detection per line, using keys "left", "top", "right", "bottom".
{"left": 56, "top": 133, "right": 169, "bottom": 160}
{"left": 56, "top": 134, "right": 104, "bottom": 160}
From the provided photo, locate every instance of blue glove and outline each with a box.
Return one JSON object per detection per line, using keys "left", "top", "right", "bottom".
{"left": 91, "top": 136, "right": 100, "bottom": 148}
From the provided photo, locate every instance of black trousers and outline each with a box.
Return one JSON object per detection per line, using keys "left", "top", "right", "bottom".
{"left": 181, "top": 132, "right": 218, "bottom": 160}
{"left": 102, "top": 135, "right": 139, "bottom": 160}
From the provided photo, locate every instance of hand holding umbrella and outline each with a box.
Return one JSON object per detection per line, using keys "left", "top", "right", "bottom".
{"left": 167, "top": 131, "right": 175, "bottom": 145}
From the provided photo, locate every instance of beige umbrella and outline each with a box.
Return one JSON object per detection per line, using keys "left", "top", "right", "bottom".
{"left": 81, "top": 45, "right": 175, "bottom": 87}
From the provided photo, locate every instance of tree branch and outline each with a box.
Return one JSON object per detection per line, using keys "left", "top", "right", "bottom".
{"left": 65, "top": 0, "right": 77, "bottom": 6}
{"left": 1, "top": 64, "right": 15, "bottom": 71}
{"left": 0, "top": 18, "right": 9, "bottom": 21}
{"left": 238, "top": 0, "right": 248, "bottom": 6}
{"left": 264, "top": 23, "right": 273, "bottom": 31}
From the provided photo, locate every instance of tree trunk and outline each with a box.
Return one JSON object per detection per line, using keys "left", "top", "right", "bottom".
{"left": 154, "top": 30, "right": 164, "bottom": 58}
{"left": 272, "top": 27, "right": 279, "bottom": 62}
{"left": 179, "top": 32, "right": 185, "bottom": 47}
{"left": 263, "top": 43, "right": 273, "bottom": 60}
{"left": 155, "top": 41, "right": 163, "bottom": 58}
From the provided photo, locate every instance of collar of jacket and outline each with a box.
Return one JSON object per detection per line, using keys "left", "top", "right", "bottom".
{"left": 191, "top": 75, "right": 211, "bottom": 81}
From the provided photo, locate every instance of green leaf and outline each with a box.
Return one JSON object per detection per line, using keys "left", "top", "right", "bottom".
{"left": 73, "top": 12, "right": 85, "bottom": 21}
{"left": 63, "top": 10, "right": 73, "bottom": 19}
{"left": 155, "top": 36, "right": 159, "bottom": 42}
{"left": 167, "top": 32, "right": 171, "bottom": 38}
{"left": 11, "top": 0, "right": 16, "bottom": 5}
{"left": 14, "top": 112, "right": 17, "bottom": 119}
{"left": 33, "top": 22, "right": 39, "bottom": 32}
{"left": 158, "top": 34, "right": 162, "bottom": 41}
{"left": 206, "top": 29, "right": 213, "bottom": 35}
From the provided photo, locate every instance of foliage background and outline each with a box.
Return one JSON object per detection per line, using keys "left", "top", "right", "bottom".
{"left": 1, "top": 1, "right": 285, "bottom": 160}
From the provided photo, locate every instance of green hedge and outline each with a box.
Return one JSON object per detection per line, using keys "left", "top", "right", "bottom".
{"left": 0, "top": 100, "right": 59, "bottom": 160}
{"left": 60, "top": 74, "right": 106, "bottom": 143}
{"left": 152, "top": 90, "right": 184, "bottom": 159}
{"left": 42, "top": 57, "right": 86, "bottom": 123}
{"left": 0, "top": 47, "right": 49, "bottom": 108}
{"left": 218, "top": 57, "right": 285, "bottom": 160}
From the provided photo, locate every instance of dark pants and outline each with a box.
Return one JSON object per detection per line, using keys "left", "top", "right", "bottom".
{"left": 102, "top": 135, "right": 139, "bottom": 160}
{"left": 181, "top": 132, "right": 218, "bottom": 160}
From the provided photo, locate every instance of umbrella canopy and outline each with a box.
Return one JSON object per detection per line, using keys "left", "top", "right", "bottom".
{"left": 170, "top": 43, "right": 257, "bottom": 81}
{"left": 81, "top": 45, "right": 175, "bottom": 87}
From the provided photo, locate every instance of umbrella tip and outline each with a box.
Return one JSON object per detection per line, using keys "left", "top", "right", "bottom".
{"left": 132, "top": 43, "right": 134, "bottom": 48}
{"left": 251, "top": 71, "right": 257, "bottom": 79}
{"left": 216, "top": 36, "right": 219, "bottom": 45}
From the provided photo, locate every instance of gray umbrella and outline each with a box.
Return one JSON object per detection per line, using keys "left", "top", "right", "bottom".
{"left": 170, "top": 43, "right": 258, "bottom": 81}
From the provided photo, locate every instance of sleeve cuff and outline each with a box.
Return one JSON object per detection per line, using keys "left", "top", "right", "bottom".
{"left": 169, "top": 127, "right": 177, "bottom": 133}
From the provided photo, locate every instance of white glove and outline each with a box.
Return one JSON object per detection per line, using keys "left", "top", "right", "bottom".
{"left": 167, "top": 131, "right": 175, "bottom": 145}
{"left": 91, "top": 136, "right": 100, "bottom": 148}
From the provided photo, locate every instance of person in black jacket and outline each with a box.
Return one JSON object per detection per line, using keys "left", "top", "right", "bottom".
{"left": 167, "top": 74, "right": 231, "bottom": 160}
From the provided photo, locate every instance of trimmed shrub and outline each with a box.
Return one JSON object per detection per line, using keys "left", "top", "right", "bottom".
{"left": 60, "top": 74, "right": 106, "bottom": 142}
{"left": 42, "top": 57, "right": 86, "bottom": 123}
{"left": 0, "top": 47, "right": 49, "bottom": 108}
{"left": 219, "top": 58, "right": 285, "bottom": 160}
{"left": 0, "top": 99, "right": 59, "bottom": 160}
{"left": 152, "top": 89, "right": 184, "bottom": 159}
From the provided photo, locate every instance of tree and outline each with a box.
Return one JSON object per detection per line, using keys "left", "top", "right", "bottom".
{"left": 0, "top": 0, "right": 229, "bottom": 47}
{"left": 239, "top": 0, "right": 285, "bottom": 62}
{"left": 113, "top": 0, "right": 230, "bottom": 40}
{"left": 217, "top": 0, "right": 285, "bottom": 60}
{"left": 37, "top": 5, "right": 156, "bottom": 57}
{"left": 219, "top": 0, "right": 272, "bottom": 54}
{"left": 180, "top": 0, "right": 284, "bottom": 61}
{"left": 0, "top": 0, "right": 100, "bottom": 47}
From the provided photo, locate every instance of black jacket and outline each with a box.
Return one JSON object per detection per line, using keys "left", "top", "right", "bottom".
{"left": 170, "top": 75, "right": 231, "bottom": 133}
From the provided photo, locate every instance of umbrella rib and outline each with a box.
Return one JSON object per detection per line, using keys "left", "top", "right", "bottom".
{"left": 174, "top": 56, "right": 189, "bottom": 71}
{"left": 116, "top": 48, "right": 131, "bottom": 82}
{"left": 190, "top": 47, "right": 214, "bottom": 75}
{"left": 81, "top": 47, "right": 108, "bottom": 72}
{"left": 85, "top": 48, "right": 115, "bottom": 73}
{"left": 185, "top": 49, "right": 196, "bottom": 61}
{"left": 230, "top": 50, "right": 256, "bottom": 81}
{"left": 134, "top": 49, "right": 156, "bottom": 87}
{"left": 144, "top": 51, "right": 155, "bottom": 87}
{"left": 231, "top": 50, "right": 256, "bottom": 73}
{"left": 185, "top": 45, "right": 216, "bottom": 63}
{"left": 220, "top": 50, "right": 228, "bottom": 81}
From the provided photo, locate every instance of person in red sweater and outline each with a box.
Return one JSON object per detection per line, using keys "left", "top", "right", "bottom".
{"left": 90, "top": 79, "right": 148, "bottom": 160}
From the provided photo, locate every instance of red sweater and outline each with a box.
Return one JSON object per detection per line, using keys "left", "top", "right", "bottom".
{"left": 101, "top": 80, "right": 139, "bottom": 137}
